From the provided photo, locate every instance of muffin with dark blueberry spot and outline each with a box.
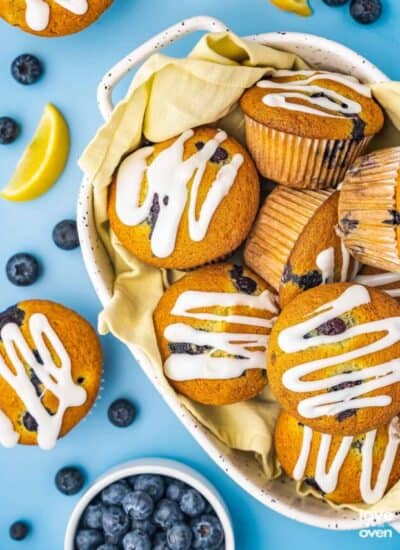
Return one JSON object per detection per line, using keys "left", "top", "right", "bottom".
{"left": 154, "top": 264, "right": 278, "bottom": 405}
{"left": 108, "top": 127, "right": 260, "bottom": 270}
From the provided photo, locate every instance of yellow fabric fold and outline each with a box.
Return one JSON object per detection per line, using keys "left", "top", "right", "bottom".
{"left": 79, "top": 29, "right": 400, "bottom": 513}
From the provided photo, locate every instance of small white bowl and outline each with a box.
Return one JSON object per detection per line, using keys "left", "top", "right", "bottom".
{"left": 64, "top": 458, "right": 235, "bottom": 549}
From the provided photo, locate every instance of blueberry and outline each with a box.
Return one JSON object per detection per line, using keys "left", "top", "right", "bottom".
{"left": 6, "top": 253, "right": 39, "bottom": 286}
{"left": 167, "top": 522, "right": 193, "bottom": 550}
{"left": 108, "top": 398, "right": 136, "bottom": 428}
{"left": 152, "top": 531, "right": 168, "bottom": 549}
{"left": 133, "top": 474, "right": 164, "bottom": 501}
{"left": 55, "top": 466, "right": 85, "bottom": 495}
{"left": 322, "top": 0, "right": 348, "bottom": 5}
{"left": 101, "top": 481, "right": 131, "bottom": 506}
{"left": 191, "top": 515, "right": 224, "bottom": 549}
{"left": 165, "top": 479, "right": 186, "bottom": 502}
{"left": 153, "top": 499, "right": 183, "bottom": 530}
{"left": 81, "top": 502, "right": 104, "bottom": 529}
{"left": 11, "top": 54, "right": 43, "bottom": 85}
{"left": 350, "top": 0, "right": 382, "bottom": 23}
{"left": 102, "top": 505, "right": 130, "bottom": 539}
{"left": 122, "top": 529, "right": 151, "bottom": 550}
{"left": 131, "top": 518, "right": 157, "bottom": 536}
{"left": 122, "top": 490, "right": 154, "bottom": 521}
{"left": 179, "top": 488, "right": 206, "bottom": 518}
{"left": 316, "top": 317, "right": 347, "bottom": 336}
{"left": 97, "top": 545, "right": 119, "bottom": 550}
{"left": 229, "top": 265, "right": 257, "bottom": 295}
{"left": 9, "top": 521, "right": 29, "bottom": 541}
{"left": 22, "top": 411, "right": 38, "bottom": 432}
{"left": 52, "top": 219, "right": 80, "bottom": 250}
{"left": 0, "top": 116, "right": 19, "bottom": 144}
{"left": 75, "top": 528, "right": 104, "bottom": 550}
{"left": 210, "top": 147, "right": 228, "bottom": 163}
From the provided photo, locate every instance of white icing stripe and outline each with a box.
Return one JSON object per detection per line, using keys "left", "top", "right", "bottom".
{"left": 164, "top": 289, "right": 277, "bottom": 381}
{"left": 354, "top": 272, "right": 400, "bottom": 301}
{"left": 257, "top": 70, "right": 370, "bottom": 119}
{"left": 315, "top": 243, "right": 351, "bottom": 284}
{"left": 0, "top": 314, "right": 87, "bottom": 450}
{"left": 25, "top": 0, "right": 88, "bottom": 31}
{"left": 293, "top": 418, "right": 400, "bottom": 504}
{"left": 279, "top": 285, "right": 400, "bottom": 419}
{"left": 0, "top": 410, "right": 19, "bottom": 448}
{"left": 116, "top": 130, "right": 244, "bottom": 259}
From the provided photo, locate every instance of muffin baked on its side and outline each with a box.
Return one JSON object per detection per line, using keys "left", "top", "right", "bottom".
{"left": 240, "top": 70, "right": 384, "bottom": 189}
{"left": 275, "top": 410, "right": 400, "bottom": 505}
{"left": 0, "top": 300, "right": 102, "bottom": 449}
{"left": 109, "top": 127, "right": 260, "bottom": 270}
{"left": 268, "top": 283, "right": 400, "bottom": 436}
{"left": 153, "top": 264, "right": 278, "bottom": 405}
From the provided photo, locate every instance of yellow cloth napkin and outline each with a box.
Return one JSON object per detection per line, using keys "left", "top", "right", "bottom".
{"left": 79, "top": 30, "right": 400, "bottom": 512}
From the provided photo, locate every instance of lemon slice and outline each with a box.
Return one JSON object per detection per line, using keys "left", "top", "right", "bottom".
{"left": 1, "top": 103, "right": 70, "bottom": 202}
{"left": 270, "top": 0, "right": 312, "bottom": 16}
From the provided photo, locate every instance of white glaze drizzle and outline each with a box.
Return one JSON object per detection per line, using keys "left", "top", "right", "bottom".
{"left": 116, "top": 130, "right": 244, "bottom": 259}
{"left": 293, "top": 417, "right": 400, "bottom": 504}
{"left": 0, "top": 410, "right": 19, "bottom": 448}
{"left": 279, "top": 285, "right": 400, "bottom": 419}
{"left": 257, "top": 70, "right": 370, "bottom": 119}
{"left": 0, "top": 313, "right": 87, "bottom": 450}
{"left": 315, "top": 242, "right": 351, "bottom": 284}
{"left": 164, "top": 289, "right": 278, "bottom": 381}
{"left": 355, "top": 272, "right": 400, "bottom": 298}
{"left": 25, "top": 0, "right": 88, "bottom": 31}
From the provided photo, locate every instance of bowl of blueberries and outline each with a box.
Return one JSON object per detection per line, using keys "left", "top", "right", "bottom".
{"left": 65, "top": 458, "right": 234, "bottom": 550}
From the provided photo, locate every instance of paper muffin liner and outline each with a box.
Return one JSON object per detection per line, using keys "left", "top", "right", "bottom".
{"left": 338, "top": 147, "right": 400, "bottom": 273}
{"left": 244, "top": 187, "right": 334, "bottom": 290}
{"left": 244, "top": 115, "right": 372, "bottom": 189}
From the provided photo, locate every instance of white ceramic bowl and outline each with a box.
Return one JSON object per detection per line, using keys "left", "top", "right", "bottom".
{"left": 64, "top": 458, "right": 235, "bottom": 549}
{"left": 77, "top": 16, "right": 391, "bottom": 531}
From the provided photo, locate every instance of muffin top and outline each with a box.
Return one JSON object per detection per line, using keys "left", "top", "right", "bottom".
{"left": 108, "top": 127, "right": 259, "bottom": 270}
{"left": 275, "top": 410, "right": 400, "bottom": 505}
{"left": 240, "top": 70, "right": 384, "bottom": 140}
{"left": 268, "top": 282, "right": 400, "bottom": 435}
{"left": 0, "top": 300, "right": 102, "bottom": 449}
{"left": 153, "top": 264, "right": 278, "bottom": 405}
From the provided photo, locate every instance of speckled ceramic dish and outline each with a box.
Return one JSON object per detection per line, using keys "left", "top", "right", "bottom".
{"left": 77, "top": 16, "right": 396, "bottom": 531}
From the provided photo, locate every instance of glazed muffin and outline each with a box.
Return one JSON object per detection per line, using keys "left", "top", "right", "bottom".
{"left": 244, "top": 187, "right": 357, "bottom": 307}
{"left": 0, "top": 0, "right": 113, "bottom": 37}
{"left": 240, "top": 70, "right": 384, "bottom": 188}
{"left": 0, "top": 300, "right": 102, "bottom": 449}
{"left": 275, "top": 410, "right": 400, "bottom": 505}
{"left": 268, "top": 282, "right": 400, "bottom": 436}
{"left": 153, "top": 264, "right": 278, "bottom": 405}
{"left": 354, "top": 265, "right": 400, "bottom": 302}
{"left": 339, "top": 147, "right": 400, "bottom": 272}
{"left": 109, "top": 127, "right": 260, "bottom": 270}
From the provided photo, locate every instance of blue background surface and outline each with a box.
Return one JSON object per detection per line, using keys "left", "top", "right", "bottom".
{"left": 1, "top": 0, "right": 400, "bottom": 548}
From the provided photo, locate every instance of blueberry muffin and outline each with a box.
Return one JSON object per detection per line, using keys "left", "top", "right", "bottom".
{"left": 153, "top": 264, "right": 278, "bottom": 405}
{"left": 275, "top": 410, "right": 400, "bottom": 505}
{"left": 108, "top": 127, "right": 260, "bottom": 270}
{"left": 268, "top": 282, "right": 400, "bottom": 436}
{"left": 240, "top": 70, "right": 384, "bottom": 188}
{"left": 339, "top": 147, "right": 400, "bottom": 272}
{"left": 354, "top": 265, "right": 400, "bottom": 302}
{"left": 0, "top": 300, "right": 102, "bottom": 449}
{"left": 244, "top": 187, "right": 357, "bottom": 307}
{"left": 0, "top": 0, "right": 113, "bottom": 37}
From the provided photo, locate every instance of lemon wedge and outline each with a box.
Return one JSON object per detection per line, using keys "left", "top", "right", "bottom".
{"left": 270, "top": 0, "right": 312, "bottom": 16}
{"left": 1, "top": 103, "right": 70, "bottom": 202}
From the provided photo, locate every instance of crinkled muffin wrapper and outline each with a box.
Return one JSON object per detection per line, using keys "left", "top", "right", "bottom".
{"left": 245, "top": 187, "right": 334, "bottom": 290}
{"left": 339, "top": 147, "right": 400, "bottom": 272}
{"left": 244, "top": 115, "right": 372, "bottom": 189}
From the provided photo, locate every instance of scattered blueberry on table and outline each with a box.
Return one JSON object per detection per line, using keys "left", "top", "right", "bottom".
{"left": 9, "top": 521, "right": 30, "bottom": 541}
{"left": 11, "top": 54, "right": 43, "bottom": 85}
{"left": 108, "top": 398, "right": 137, "bottom": 428}
{"left": 74, "top": 474, "right": 225, "bottom": 549}
{"left": 55, "top": 466, "right": 85, "bottom": 496}
{"left": 350, "top": 0, "right": 382, "bottom": 24}
{"left": 6, "top": 252, "right": 40, "bottom": 286}
{"left": 322, "top": 0, "right": 349, "bottom": 6}
{"left": 0, "top": 116, "right": 19, "bottom": 145}
{"left": 52, "top": 219, "right": 80, "bottom": 250}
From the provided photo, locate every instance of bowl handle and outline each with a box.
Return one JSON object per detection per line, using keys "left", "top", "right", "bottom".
{"left": 97, "top": 15, "right": 229, "bottom": 121}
